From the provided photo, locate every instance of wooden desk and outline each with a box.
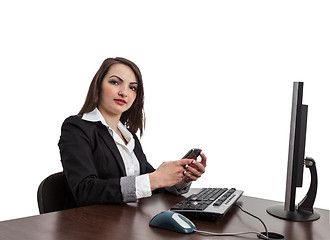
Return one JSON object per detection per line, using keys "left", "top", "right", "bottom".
{"left": 0, "top": 189, "right": 329, "bottom": 240}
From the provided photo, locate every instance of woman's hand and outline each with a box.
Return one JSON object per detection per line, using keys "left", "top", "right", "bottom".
{"left": 149, "top": 158, "right": 194, "bottom": 191}
{"left": 182, "top": 152, "right": 207, "bottom": 183}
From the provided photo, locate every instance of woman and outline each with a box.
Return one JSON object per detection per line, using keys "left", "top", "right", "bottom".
{"left": 58, "top": 57, "right": 207, "bottom": 207}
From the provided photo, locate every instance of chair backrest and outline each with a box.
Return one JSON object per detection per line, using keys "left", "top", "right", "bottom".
{"left": 37, "top": 172, "right": 69, "bottom": 214}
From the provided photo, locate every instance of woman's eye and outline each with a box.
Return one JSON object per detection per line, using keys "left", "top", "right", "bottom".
{"left": 130, "top": 86, "right": 137, "bottom": 91}
{"left": 109, "top": 80, "right": 119, "bottom": 85}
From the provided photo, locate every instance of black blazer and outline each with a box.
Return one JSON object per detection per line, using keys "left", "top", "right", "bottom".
{"left": 58, "top": 115, "right": 156, "bottom": 207}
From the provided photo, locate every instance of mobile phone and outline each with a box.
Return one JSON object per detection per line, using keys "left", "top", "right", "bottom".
{"left": 182, "top": 148, "right": 202, "bottom": 159}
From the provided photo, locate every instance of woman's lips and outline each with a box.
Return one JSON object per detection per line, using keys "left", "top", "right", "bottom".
{"left": 114, "top": 99, "right": 127, "bottom": 105}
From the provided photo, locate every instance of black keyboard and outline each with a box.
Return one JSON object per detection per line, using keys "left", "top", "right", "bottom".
{"left": 170, "top": 188, "right": 244, "bottom": 220}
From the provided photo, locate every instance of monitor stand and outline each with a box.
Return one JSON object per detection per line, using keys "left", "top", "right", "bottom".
{"left": 267, "top": 158, "right": 320, "bottom": 222}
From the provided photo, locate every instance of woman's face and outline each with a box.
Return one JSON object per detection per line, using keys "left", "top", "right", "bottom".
{"left": 98, "top": 63, "right": 138, "bottom": 118}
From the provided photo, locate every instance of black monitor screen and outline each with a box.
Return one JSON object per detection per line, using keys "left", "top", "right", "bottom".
{"left": 284, "top": 82, "right": 308, "bottom": 212}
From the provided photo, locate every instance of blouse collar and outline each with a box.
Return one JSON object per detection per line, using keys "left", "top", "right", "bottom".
{"left": 82, "top": 108, "right": 135, "bottom": 152}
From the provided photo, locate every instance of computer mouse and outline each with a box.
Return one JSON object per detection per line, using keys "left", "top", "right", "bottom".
{"left": 149, "top": 211, "right": 196, "bottom": 234}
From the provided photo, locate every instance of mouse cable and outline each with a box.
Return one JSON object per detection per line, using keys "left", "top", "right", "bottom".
{"left": 192, "top": 203, "right": 271, "bottom": 240}
{"left": 194, "top": 229, "right": 268, "bottom": 238}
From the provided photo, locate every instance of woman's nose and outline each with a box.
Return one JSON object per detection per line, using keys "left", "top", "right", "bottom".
{"left": 118, "top": 87, "right": 128, "bottom": 97}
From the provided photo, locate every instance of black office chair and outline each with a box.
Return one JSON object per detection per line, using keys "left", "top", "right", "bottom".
{"left": 37, "top": 172, "right": 71, "bottom": 214}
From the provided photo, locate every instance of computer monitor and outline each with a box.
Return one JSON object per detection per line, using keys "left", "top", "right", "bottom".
{"left": 266, "top": 82, "right": 320, "bottom": 222}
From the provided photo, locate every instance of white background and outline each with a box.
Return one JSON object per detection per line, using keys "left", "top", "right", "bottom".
{"left": 0, "top": 0, "right": 329, "bottom": 221}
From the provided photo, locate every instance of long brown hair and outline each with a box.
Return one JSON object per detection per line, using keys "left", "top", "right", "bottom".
{"left": 79, "top": 57, "right": 145, "bottom": 136}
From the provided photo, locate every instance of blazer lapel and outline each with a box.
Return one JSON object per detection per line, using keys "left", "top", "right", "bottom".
{"left": 96, "top": 123, "right": 127, "bottom": 176}
{"left": 132, "top": 134, "right": 148, "bottom": 174}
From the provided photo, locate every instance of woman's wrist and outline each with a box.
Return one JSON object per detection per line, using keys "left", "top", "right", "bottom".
{"left": 149, "top": 171, "right": 162, "bottom": 191}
